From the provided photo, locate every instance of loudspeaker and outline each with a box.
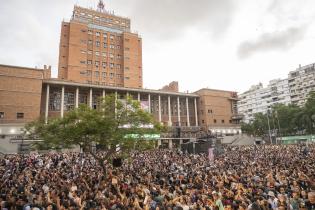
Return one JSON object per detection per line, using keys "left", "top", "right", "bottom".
{"left": 112, "top": 158, "right": 122, "bottom": 167}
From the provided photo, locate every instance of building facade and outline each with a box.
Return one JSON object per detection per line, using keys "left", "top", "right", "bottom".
{"left": 288, "top": 63, "right": 315, "bottom": 106}
{"left": 195, "top": 89, "right": 242, "bottom": 134}
{"left": 0, "top": 64, "right": 242, "bottom": 153}
{"left": 238, "top": 79, "right": 291, "bottom": 123}
{"left": 58, "top": 3, "right": 142, "bottom": 88}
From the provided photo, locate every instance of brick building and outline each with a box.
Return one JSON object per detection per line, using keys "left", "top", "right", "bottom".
{"left": 0, "top": 1, "right": 242, "bottom": 153}
{"left": 195, "top": 89, "right": 242, "bottom": 134}
{"left": 58, "top": 2, "right": 142, "bottom": 88}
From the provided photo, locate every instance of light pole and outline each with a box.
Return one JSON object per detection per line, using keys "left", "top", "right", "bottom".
{"left": 266, "top": 109, "right": 272, "bottom": 144}
{"left": 275, "top": 110, "right": 282, "bottom": 144}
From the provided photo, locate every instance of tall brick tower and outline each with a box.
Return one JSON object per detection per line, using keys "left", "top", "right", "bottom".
{"left": 58, "top": 0, "right": 142, "bottom": 88}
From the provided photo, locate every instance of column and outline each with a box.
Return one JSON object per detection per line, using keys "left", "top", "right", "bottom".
{"left": 157, "top": 139, "right": 162, "bottom": 147}
{"left": 89, "top": 88, "right": 93, "bottom": 108}
{"left": 102, "top": 89, "right": 105, "bottom": 98}
{"left": 168, "top": 139, "right": 173, "bottom": 149}
{"left": 158, "top": 95, "right": 161, "bottom": 122}
{"left": 45, "top": 84, "right": 50, "bottom": 123}
{"left": 177, "top": 97, "right": 181, "bottom": 126}
{"left": 75, "top": 87, "right": 79, "bottom": 108}
{"left": 194, "top": 98, "right": 198, "bottom": 126}
{"left": 168, "top": 96, "right": 172, "bottom": 126}
{"left": 148, "top": 94, "right": 151, "bottom": 113}
{"left": 138, "top": 93, "right": 140, "bottom": 102}
{"left": 186, "top": 97, "right": 190, "bottom": 127}
{"left": 61, "top": 86, "right": 65, "bottom": 118}
{"left": 126, "top": 92, "right": 129, "bottom": 98}
{"left": 115, "top": 91, "right": 118, "bottom": 115}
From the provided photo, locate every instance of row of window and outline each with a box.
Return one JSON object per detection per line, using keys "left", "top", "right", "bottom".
{"left": 87, "top": 40, "right": 121, "bottom": 49}
{"left": 84, "top": 61, "right": 129, "bottom": 70}
{"left": 0, "top": 112, "right": 24, "bottom": 119}
{"left": 81, "top": 50, "right": 122, "bottom": 59}
{"left": 201, "top": 119, "right": 232, "bottom": 124}
{"left": 80, "top": 71, "right": 123, "bottom": 78}
{"left": 86, "top": 81, "right": 124, "bottom": 87}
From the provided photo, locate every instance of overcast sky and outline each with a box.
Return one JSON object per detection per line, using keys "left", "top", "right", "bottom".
{"left": 1, "top": 0, "right": 315, "bottom": 93}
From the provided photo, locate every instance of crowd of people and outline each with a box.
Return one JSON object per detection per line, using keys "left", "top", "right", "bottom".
{"left": 0, "top": 144, "right": 315, "bottom": 210}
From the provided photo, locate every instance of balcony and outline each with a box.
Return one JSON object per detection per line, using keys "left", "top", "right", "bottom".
{"left": 231, "top": 114, "right": 244, "bottom": 120}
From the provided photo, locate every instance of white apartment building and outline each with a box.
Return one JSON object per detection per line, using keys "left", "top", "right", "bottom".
{"left": 288, "top": 63, "right": 315, "bottom": 106}
{"left": 238, "top": 79, "right": 291, "bottom": 123}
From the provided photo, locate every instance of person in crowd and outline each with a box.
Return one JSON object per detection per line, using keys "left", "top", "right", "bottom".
{"left": 0, "top": 144, "right": 314, "bottom": 209}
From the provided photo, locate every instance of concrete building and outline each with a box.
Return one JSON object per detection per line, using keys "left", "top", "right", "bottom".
{"left": 238, "top": 79, "right": 291, "bottom": 123}
{"left": 58, "top": 1, "right": 142, "bottom": 88}
{"left": 288, "top": 63, "right": 315, "bottom": 106}
{"left": 195, "top": 89, "right": 242, "bottom": 134}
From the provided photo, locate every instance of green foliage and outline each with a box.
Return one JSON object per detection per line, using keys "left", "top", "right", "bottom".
{"left": 241, "top": 91, "right": 315, "bottom": 137}
{"left": 25, "top": 94, "right": 163, "bottom": 171}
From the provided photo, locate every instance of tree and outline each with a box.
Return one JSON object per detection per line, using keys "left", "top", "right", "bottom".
{"left": 25, "top": 94, "right": 164, "bottom": 174}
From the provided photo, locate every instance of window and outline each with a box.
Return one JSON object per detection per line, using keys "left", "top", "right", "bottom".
{"left": 87, "top": 60, "right": 92, "bottom": 65}
{"left": 208, "top": 109, "right": 213, "bottom": 114}
{"left": 95, "top": 51, "right": 100, "bottom": 56}
{"left": 110, "top": 73, "right": 115, "bottom": 77}
{"left": 80, "top": 71, "right": 87, "bottom": 75}
{"left": 87, "top": 70, "right": 92, "bottom": 76}
{"left": 96, "top": 41, "right": 100, "bottom": 47}
{"left": 125, "top": 67, "right": 129, "bottom": 70}
{"left": 95, "top": 61, "right": 99, "bottom": 66}
{"left": 102, "top": 62, "right": 107, "bottom": 67}
{"left": 88, "top": 50, "right": 92, "bottom": 55}
{"left": 110, "top": 63, "right": 114, "bottom": 68}
{"left": 109, "top": 53, "right": 114, "bottom": 59}
{"left": 88, "top": 40, "right": 93, "bottom": 45}
{"left": 221, "top": 120, "right": 225, "bottom": 123}
{"left": 110, "top": 44, "right": 115, "bottom": 49}
{"left": 214, "top": 119, "right": 217, "bottom": 123}
{"left": 117, "top": 54, "right": 121, "bottom": 59}
{"left": 117, "top": 45, "right": 121, "bottom": 49}
{"left": 229, "top": 120, "right": 232, "bottom": 123}
{"left": 110, "top": 35, "right": 114, "bottom": 40}
{"left": 80, "top": 61, "right": 86, "bottom": 64}
{"left": 17, "top": 113, "right": 24, "bottom": 119}
{"left": 81, "top": 50, "right": 86, "bottom": 54}
{"left": 125, "top": 77, "right": 130, "bottom": 80}
{"left": 202, "top": 120, "right": 205, "bottom": 124}
{"left": 103, "top": 43, "right": 107, "bottom": 48}
{"left": 96, "top": 32, "right": 100, "bottom": 36}
{"left": 102, "top": 52, "right": 107, "bottom": 57}
{"left": 102, "top": 72, "right": 107, "bottom": 78}
{"left": 103, "top": 33, "right": 107, "bottom": 39}
{"left": 88, "top": 30, "right": 92, "bottom": 35}
{"left": 125, "top": 47, "right": 130, "bottom": 51}
{"left": 116, "top": 64, "right": 121, "bottom": 69}
{"left": 0, "top": 112, "right": 4, "bottom": 119}
{"left": 94, "top": 71, "right": 99, "bottom": 77}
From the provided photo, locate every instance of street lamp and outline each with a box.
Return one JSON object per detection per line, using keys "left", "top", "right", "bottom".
{"left": 266, "top": 109, "right": 272, "bottom": 144}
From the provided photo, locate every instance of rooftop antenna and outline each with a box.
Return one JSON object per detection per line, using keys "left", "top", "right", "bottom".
{"left": 97, "top": 0, "right": 105, "bottom": 12}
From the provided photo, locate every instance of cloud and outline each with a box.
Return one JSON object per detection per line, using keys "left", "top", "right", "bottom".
{"left": 237, "top": 26, "right": 307, "bottom": 59}
{"left": 111, "top": 0, "right": 236, "bottom": 40}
